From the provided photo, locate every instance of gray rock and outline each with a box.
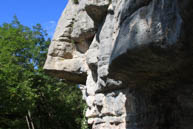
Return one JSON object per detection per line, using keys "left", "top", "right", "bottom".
{"left": 44, "top": 0, "right": 193, "bottom": 129}
{"left": 85, "top": 0, "right": 110, "bottom": 25}
{"left": 88, "top": 118, "right": 105, "bottom": 125}
{"left": 111, "top": 0, "right": 182, "bottom": 61}
{"left": 71, "top": 8, "right": 95, "bottom": 43}
{"left": 86, "top": 106, "right": 100, "bottom": 118}
{"left": 101, "top": 92, "right": 126, "bottom": 116}
{"left": 93, "top": 94, "right": 104, "bottom": 106}
{"left": 86, "top": 96, "right": 95, "bottom": 107}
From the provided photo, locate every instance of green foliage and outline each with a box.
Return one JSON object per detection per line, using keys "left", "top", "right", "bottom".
{"left": 81, "top": 105, "right": 89, "bottom": 129}
{"left": 0, "top": 16, "right": 85, "bottom": 129}
{"left": 72, "top": 0, "right": 79, "bottom": 4}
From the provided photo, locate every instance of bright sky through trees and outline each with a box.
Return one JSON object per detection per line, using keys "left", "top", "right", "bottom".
{"left": 0, "top": 0, "right": 68, "bottom": 37}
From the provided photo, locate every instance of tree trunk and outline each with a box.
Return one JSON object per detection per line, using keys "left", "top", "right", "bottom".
{"left": 26, "top": 115, "right": 31, "bottom": 129}
{"left": 26, "top": 110, "right": 35, "bottom": 129}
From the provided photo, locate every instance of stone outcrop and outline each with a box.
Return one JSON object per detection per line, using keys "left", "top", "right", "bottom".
{"left": 44, "top": 0, "right": 193, "bottom": 129}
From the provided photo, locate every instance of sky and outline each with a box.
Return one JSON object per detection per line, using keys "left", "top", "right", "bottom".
{"left": 0, "top": 0, "right": 68, "bottom": 38}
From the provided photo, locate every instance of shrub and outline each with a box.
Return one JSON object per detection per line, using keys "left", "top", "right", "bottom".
{"left": 73, "top": 0, "right": 79, "bottom": 4}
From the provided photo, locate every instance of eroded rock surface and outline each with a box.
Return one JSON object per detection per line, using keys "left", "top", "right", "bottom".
{"left": 44, "top": 0, "right": 193, "bottom": 129}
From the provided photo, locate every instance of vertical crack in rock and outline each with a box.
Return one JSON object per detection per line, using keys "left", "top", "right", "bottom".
{"left": 44, "top": 0, "right": 193, "bottom": 129}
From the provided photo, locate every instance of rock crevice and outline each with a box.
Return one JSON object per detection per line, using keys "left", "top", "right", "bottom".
{"left": 44, "top": 0, "right": 193, "bottom": 129}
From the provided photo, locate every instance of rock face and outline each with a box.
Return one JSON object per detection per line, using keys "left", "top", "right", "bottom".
{"left": 44, "top": 0, "right": 193, "bottom": 129}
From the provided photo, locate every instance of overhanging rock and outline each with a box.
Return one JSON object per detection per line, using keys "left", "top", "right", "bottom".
{"left": 44, "top": 0, "right": 193, "bottom": 129}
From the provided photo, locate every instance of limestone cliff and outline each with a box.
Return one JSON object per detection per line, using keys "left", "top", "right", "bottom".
{"left": 44, "top": 0, "right": 193, "bottom": 129}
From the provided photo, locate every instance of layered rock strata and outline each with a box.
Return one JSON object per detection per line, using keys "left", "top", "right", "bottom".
{"left": 44, "top": 0, "right": 193, "bottom": 129}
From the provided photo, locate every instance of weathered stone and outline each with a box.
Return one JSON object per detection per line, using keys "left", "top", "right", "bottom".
{"left": 92, "top": 123, "right": 125, "bottom": 129}
{"left": 79, "top": 84, "right": 87, "bottom": 100}
{"left": 86, "top": 96, "right": 95, "bottom": 107}
{"left": 85, "top": 0, "right": 110, "bottom": 25}
{"left": 44, "top": 0, "right": 193, "bottom": 129}
{"left": 86, "top": 71, "right": 98, "bottom": 96}
{"left": 88, "top": 118, "right": 105, "bottom": 125}
{"left": 103, "top": 116, "right": 124, "bottom": 124}
{"left": 93, "top": 94, "right": 104, "bottom": 106}
{"left": 111, "top": 0, "right": 182, "bottom": 61}
{"left": 71, "top": 8, "right": 95, "bottom": 43}
{"left": 86, "top": 106, "right": 100, "bottom": 118}
{"left": 101, "top": 92, "right": 126, "bottom": 116}
{"left": 44, "top": 0, "right": 91, "bottom": 84}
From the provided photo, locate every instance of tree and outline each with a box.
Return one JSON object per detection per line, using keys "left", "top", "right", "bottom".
{"left": 0, "top": 16, "right": 86, "bottom": 129}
